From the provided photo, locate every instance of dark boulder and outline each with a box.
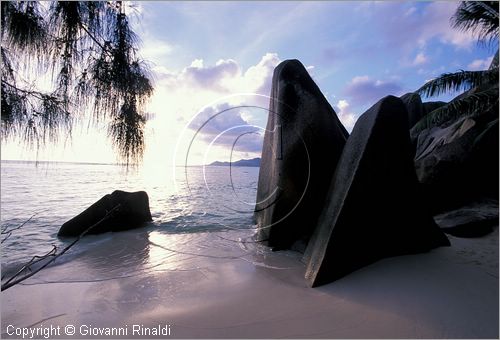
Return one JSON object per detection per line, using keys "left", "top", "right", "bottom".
{"left": 58, "top": 190, "right": 153, "bottom": 237}
{"left": 413, "top": 111, "right": 499, "bottom": 214}
{"left": 434, "top": 199, "right": 499, "bottom": 238}
{"left": 422, "top": 101, "right": 446, "bottom": 116}
{"left": 304, "top": 96, "right": 450, "bottom": 287}
{"left": 254, "top": 59, "right": 349, "bottom": 251}
{"left": 400, "top": 92, "right": 424, "bottom": 129}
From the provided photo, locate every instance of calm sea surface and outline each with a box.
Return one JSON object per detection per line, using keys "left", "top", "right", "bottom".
{"left": 1, "top": 160, "right": 260, "bottom": 273}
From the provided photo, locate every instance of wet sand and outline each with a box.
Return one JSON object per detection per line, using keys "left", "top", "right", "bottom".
{"left": 1, "top": 227, "right": 498, "bottom": 338}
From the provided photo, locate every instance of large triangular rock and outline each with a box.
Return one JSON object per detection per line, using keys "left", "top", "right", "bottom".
{"left": 400, "top": 92, "right": 424, "bottom": 129}
{"left": 412, "top": 102, "right": 499, "bottom": 214}
{"left": 422, "top": 100, "right": 446, "bottom": 116}
{"left": 304, "top": 96, "right": 450, "bottom": 287}
{"left": 255, "top": 60, "right": 349, "bottom": 250}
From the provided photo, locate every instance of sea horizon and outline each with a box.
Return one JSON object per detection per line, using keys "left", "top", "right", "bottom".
{"left": 0, "top": 159, "right": 260, "bottom": 168}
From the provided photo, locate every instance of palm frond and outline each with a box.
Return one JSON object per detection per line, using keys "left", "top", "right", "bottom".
{"left": 452, "top": 1, "right": 499, "bottom": 47}
{"left": 417, "top": 68, "right": 499, "bottom": 98}
{"left": 489, "top": 49, "right": 499, "bottom": 69}
{"left": 410, "top": 86, "right": 499, "bottom": 136}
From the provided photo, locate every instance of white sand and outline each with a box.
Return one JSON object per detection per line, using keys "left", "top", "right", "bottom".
{"left": 1, "top": 227, "right": 498, "bottom": 338}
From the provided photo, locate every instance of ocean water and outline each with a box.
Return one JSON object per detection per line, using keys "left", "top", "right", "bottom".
{"left": 0, "top": 160, "right": 260, "bottom": 276}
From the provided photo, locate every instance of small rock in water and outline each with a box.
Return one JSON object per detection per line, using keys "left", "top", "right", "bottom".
{"left": 57, "top": 190, "right": 152, "bottom": 237}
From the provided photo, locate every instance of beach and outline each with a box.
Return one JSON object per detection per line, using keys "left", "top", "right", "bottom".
{"left": 1, "top": 1, "right": 499, "bottom": 339}
{"left": 2, "top": 226, "right": 498, "bottom": 339}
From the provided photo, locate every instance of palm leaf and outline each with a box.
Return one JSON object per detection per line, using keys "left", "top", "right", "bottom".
{"left": 452, "top": 1, "right": 499, "bottom": 46}
{"left": 417, "top": 68, "right": 499, "bottom": 98}
{"left": 410, "top": 87, "right": 499, "bottom": 137}
{"left": 489, "top": 49, "right": 499, "bottom": 69}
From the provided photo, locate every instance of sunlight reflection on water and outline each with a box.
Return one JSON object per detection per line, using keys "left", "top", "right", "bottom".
{"left": 0, "top": 161, "right": 259, "bottom": 271}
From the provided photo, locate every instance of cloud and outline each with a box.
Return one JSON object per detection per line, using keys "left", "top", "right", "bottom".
{"left": 334, "top": 99, "right": 358, "bottom": 132}
{"left": 467, "top": 57, "right": 494, "bottom": 71}
{"left": 189, "top": 103, "right": 263, "bottom": 153}
{"left": 413, "top": 52, "right": 428, "bottom": 66}
{"left": 153, "top": 58, "right": 240, "bottom": 92}
{"left": 144, "top": 53, "right": 283, "bottom": 165}
{"left": 140, "top": 39, "right": 173, "bottom": 63}
{"left": 182, "top": 58, "right": 240, "bottom": 91}
{"left": 154, "top": 53, "right": 281, "bottom": 95}
{"left": 192, "top": 103, "right": 249, "bottom": 135}
{"left": 343, "top": 75, "right": 403, "bottom": 106}
{"left": 226, "top": 132, "right": 264, "bottom": 153}
{"left": 241, "top": 53, "right": 281, "bottom": 95}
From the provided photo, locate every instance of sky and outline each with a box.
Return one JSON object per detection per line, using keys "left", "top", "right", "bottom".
{"left": 1, "top": 1, "right": 496, "bottom": 168}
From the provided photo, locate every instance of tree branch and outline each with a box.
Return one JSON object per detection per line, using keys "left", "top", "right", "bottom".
{"left": 1, "top": 79, "right": 51, "bottom": 101}
{"left": 1, "top": 204, "right": 121, "bottom": 292}
{"left": 1, "top": 245, "right": 57, "bottom": 281}
{"left": 1, "top": 212, "right": 41, "bottom": 244}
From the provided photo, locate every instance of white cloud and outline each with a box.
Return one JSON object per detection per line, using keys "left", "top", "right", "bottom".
{"left": 143, "top": 53, "right": 283, "bottom": 166}
{"left": 151, "top": 65, "right": 174, "bottom": 77}
{"left": 155, "top": 53, "right": 281, "bottom": 96}
{"left": 140, "top": 39, "right": 173, "bottom": 63}
{"left": 413, "top": 52, "right": 428, "bottom": 66}
{"left": 190, "top": 59, "right": 204, "bottom": 68}
{"left": 467, "top": 57, "right": 494, "bottom": 71}
{"left": 239, "top": 53, "right": 281, "bottom": 94}
{"left": 351, "top": 75, "right": 369, "bottom": 84}
{"left": 334, "top": 99, "right": 358, "bottom": 132}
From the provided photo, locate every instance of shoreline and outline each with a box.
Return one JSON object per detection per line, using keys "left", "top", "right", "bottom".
{"left": 1, "top": 227, "right": 498, "bottom": 338}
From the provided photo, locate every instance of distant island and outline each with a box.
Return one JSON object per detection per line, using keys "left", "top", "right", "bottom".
{"left": 208, "top": 157, "right": 261, "bottom": 167}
